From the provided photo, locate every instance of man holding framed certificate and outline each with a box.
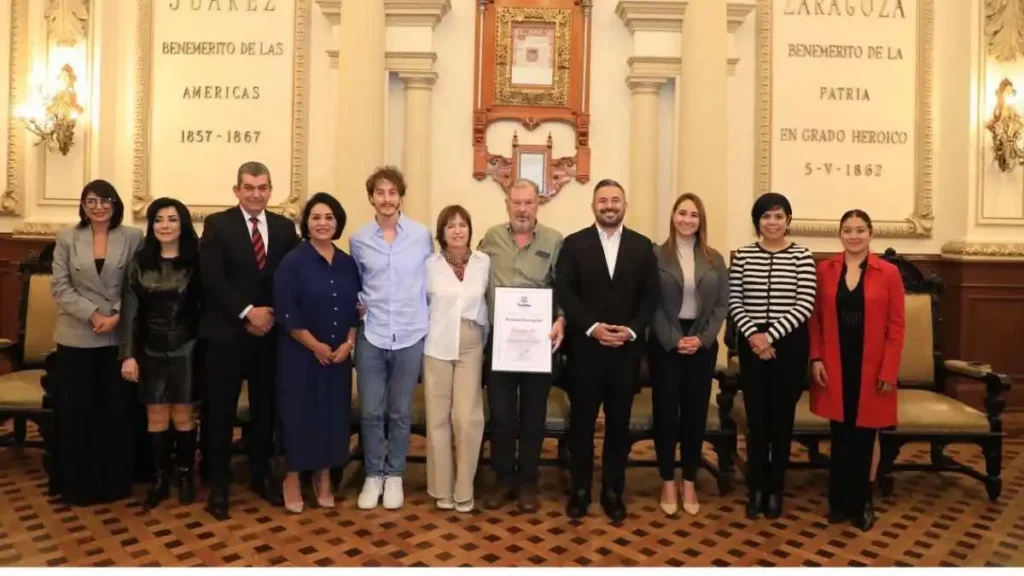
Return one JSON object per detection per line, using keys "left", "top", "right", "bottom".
{"left": 478, "top": 179, "right": 565, "bottom": 513}
{"left": 556, "top": 179, "right": 659, "bottom": 523}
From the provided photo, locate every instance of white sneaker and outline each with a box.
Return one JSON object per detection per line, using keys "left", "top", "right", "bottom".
{"left": 455, "top": 499, "right": 474, "bottom": 513}
{"left": 436, "top": 497, "right": 456, "bottom": 510}
{"left": 383, "top": 476, "right": 404, "bottom": 509}
{"left": 357, "top": 476, "right": 384, "bottom": 510}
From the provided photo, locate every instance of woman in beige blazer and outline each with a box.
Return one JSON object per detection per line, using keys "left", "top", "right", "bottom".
{"left": 51, "top": 180, "right": 143, "bottom": 506}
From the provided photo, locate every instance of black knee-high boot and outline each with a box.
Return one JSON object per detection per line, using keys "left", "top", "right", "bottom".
{"left": 174, "top": 428, "right": 197, "bottom": 505}
{"left": 144, "top": 431, "right": 171, "bottom": 511}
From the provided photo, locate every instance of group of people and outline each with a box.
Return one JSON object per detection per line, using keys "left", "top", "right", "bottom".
{"left": 48, "top": 161, "right": 905, "bottom": 533}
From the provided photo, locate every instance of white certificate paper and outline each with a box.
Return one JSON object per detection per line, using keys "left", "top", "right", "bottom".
{"left": 492, "top": 287, "right": 553, "bottom": 374}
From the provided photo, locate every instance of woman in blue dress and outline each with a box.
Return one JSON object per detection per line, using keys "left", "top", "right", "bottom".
{"left": 274, "top": 192, "right": 360, "bottom": 513}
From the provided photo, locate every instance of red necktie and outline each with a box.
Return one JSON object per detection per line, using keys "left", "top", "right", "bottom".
{"left": 250, "top": 217, "right": 266, "bottom": 271}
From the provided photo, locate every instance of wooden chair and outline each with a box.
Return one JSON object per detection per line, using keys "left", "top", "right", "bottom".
{"left": 0, "top": 246, "right": 58, "bottom": 479}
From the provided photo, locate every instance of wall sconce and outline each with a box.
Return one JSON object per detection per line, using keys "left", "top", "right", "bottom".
{"left": 14, "top": 64, "right": 84, "bottom": 156}
{"left": 987, "top": 78, "right": 1024, "bottom": 172}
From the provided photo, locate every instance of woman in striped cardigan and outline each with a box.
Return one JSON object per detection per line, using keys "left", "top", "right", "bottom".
{"left": 729, "top": 193, "right": 816, "bottom": 519}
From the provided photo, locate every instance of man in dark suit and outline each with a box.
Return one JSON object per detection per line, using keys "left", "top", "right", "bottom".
{"left": 556, "top": 179, "right": 659, "bottom": 522}
{"left": 200, "top": 161, "right": 299, "bottom": 520}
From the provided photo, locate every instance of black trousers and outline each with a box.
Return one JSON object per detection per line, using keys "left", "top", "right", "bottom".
{"left": 652, "top": 338, "right": 718, "bottom": 482}
{"left": 55, "top": 345, "right": 134, "bottom": 506}
{"left": 205, "top": 334, "right": 277, "bottom": 491}
{"left": 487, "top": 370, "right": 551, "bottom": 488}
{"left": 738, "top": 325, "right": 808, "bottom": 495}
{"left": 829, "top": 421, "right": 876, "bottom": 514}
{"left": 568, "top": 348, "right": 638, "bottom": 495}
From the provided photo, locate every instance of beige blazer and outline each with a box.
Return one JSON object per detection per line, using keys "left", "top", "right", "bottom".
{"left": 51, "top": 225, "right": 144, "bottom": 348}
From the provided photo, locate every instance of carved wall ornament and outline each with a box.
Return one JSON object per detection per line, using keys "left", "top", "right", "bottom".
{"left": 11, "top": 222, "right": 69, "bottom": 239}
{"left": 485, "top": 132, "right": 578, "bottom": 202}
{"left": 473, "top": 0, "right": 592, "bottom": 199}
{"left": 941, "top": 240, "right": 1024, "bottom": 259}
{"left": 46, "top": 0, "right": 90, "bottom": 47}
{"left": 1, "top": 0, "right": 29, "bottom": 217}
{"left": 986, "top": 0, "right": 1024, "bottom": 62}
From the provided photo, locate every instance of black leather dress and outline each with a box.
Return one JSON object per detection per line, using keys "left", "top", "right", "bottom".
{"left": 120, "top": 258, "right": 202, "bottom": 404}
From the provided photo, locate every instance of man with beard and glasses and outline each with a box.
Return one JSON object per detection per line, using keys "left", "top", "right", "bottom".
{"left": 350, "top": 166, "right": 433, "bottom": 511}
{"left": 477, "top": 179, "right": 566, "bottom": 512}
{"left": 556, "top": 179, "right": 659, "bottom": 522}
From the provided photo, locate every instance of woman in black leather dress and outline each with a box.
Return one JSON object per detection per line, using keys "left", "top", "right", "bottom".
{"left": 119, "top": 197, "right": 202, "bottom": 510}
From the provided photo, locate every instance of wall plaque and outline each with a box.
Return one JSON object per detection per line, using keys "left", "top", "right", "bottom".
{"left": 134, "top": 0, "right": 310, "bottom": 222}
{"left": 755, "top": 0, "right": 933, "bottom": 237}
{"left": 473, "top": 0, "right": 592, "bottom": 202}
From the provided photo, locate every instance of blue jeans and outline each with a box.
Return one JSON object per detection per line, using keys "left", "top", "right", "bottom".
{"left": 355, "top": 332, "right": 425, "bottom": 478}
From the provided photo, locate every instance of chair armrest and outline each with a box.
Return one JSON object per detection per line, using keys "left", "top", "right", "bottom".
{"left": 0, "top": 338, "right": 13, "bottom": 350}
{"left": 945, "top": 359, "right": 1011, "bottom": 429}
{"left": 716, "top": 355, "right": 740, "bottom": 390}
{"left": 945, "top": 359, "right": 1011, "bottom": 391}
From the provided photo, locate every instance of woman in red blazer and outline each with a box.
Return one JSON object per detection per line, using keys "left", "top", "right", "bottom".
{"left": 809, "top": 209, "right": 905, "bottom": 532}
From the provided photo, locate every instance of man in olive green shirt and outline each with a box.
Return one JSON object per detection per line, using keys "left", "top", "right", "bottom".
{"left": 477, "top": 179, "right": 565, "bottom": 513}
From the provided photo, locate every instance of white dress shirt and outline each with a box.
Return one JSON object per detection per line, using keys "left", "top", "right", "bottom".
{"left": 425, "top": 251, "right": 490, "bottom": 361}
{"left": 239, "top": 206, "right": 269, "bottom": 319}
{"left": 586, "top": 224, "right": 635, "bottom": 340}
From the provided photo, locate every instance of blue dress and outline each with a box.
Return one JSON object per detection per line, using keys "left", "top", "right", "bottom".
{"left": 274, "top": 242, "right": 361, "bottom": 471}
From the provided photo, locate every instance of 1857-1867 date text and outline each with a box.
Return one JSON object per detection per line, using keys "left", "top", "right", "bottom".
{"left": 180, "top": 129, "right": 261, "bottom": 144}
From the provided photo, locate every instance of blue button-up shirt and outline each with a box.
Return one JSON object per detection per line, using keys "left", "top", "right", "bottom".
{"left": 350, "top": 213, "right": 433, "bottom": 350}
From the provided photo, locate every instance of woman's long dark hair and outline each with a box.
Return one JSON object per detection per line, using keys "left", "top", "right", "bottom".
{"left": 138, "top": 197, "right": 199, "bottom": 271}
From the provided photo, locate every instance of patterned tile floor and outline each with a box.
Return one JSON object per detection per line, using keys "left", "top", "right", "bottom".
{"left": 0, "top": 430, "right": 1022, "bottom": 567}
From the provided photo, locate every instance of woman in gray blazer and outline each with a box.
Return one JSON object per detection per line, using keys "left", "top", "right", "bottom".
{"left": 649, "top": 193, "right": 729, "bottom": 517}
{"left": 51, "top": 180, "right": 143, "bottom": 506}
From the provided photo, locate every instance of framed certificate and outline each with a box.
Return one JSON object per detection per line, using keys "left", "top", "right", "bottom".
{"left": 491, "top": 287, "right": 553, "bottom": 374}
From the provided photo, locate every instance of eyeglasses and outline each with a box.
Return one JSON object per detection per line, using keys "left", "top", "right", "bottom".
{"left": 83, "top": 198, "right": 114, "bottom": 208}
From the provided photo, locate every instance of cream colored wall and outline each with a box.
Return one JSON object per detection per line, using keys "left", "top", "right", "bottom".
{"left": 2, "top": 0, "right": 1021, "bottom": 259}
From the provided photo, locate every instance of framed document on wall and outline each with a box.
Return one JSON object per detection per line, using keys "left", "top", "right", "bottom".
{"left": 473, "top": 0, "right": 593, "bottom": 201}
{"left": 133, "top": 0, "right": 311, "bottom": 222}
{"left": 755, "top": 0, "right": 934, "bottom": 237}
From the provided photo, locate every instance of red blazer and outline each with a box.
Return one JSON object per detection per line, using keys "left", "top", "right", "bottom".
{"left": 808, "top": 253, "right": 906, "bottom": 428}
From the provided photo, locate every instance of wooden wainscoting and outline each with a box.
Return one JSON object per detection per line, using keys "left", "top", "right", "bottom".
{"left": 938, "top": 258, "right": 1024, "bottom": 416}
{"left": 0, "top": 234, "right": 52, "bottom": 373}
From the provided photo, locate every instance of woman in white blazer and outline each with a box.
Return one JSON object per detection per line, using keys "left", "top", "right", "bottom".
{"left": 51, "top": 180, "right": 143, "bottom": 506}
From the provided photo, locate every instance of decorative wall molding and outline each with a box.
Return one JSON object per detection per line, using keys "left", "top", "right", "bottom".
{"left": 754, "top": 0, "right": 935, "bottom": 238}
{"left": 616, "top": 1, "right": 754, "bottom": 77}
{"left": 985, "top": 0, "right": 1024, "bottom": 62}
{"left": 1, "top": 0, "right": 28, "bottom": 217}
{"left": 10, "top": 222, "right": 68, "bottom": 239}
{"left": 615, "top": 0, "right": 689, "bottom": 33}
{"left": 133, "top": 0, "right": 312, "bottom": 223}
{"left": 626, "top": 56, "right": 679, "bottom": 84}
{"left": 316, "top": 0, "right": 341, "bottom": 26}
{"left": 383, "top": 0, "right": 451, "bottom": 28}
{"left": 942, "top": 240, "right": 1024, "bottom": 260}
{"left": 46, "top": 0, "right": 90, "bottom": 47}
{"left": 387, "top": 51, "right": 438, "bottom": 75}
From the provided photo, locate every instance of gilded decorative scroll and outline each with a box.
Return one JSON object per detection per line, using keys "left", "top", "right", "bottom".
{"left": 754, "top": 0, "right": 934, "bottom": 238}
{"left": 986, "top": 0, "right": 1024, "bottom": 62}
{"left": 494, "top": 7, "right": 572, "bottom": 108}
{"left": 133, "top": 0, "right": 311, "bottom": 223}
{"left": 1, "top": 0, "right": 28, "bottom": 217}
{"left": 941, "top": 240, "right": 1024, "bottom": 259}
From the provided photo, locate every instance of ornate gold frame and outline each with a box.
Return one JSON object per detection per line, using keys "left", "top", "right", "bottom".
{"left": 494, "top": 8, "right": 572, "bottom": 107}
{"left": 133, "top": 0, "right": 311, "bottom": 223}
{"left": 754, "top": 0, "right": 934, "bottom": 237}
{"left": 1, "top": 0, "right": 28, "bottom": 217}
